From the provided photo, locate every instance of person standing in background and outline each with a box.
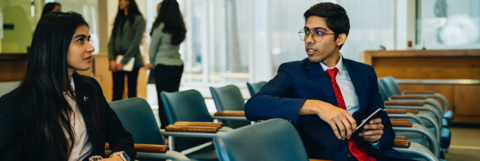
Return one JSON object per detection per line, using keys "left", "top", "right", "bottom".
{"left": 41, "top": 2, "right": 61, "bottom": 17}
{"left": 145, "top": 0, "right": 186, "bottom": 129}
{"left": 108, "top": 0, "right": 145, "bottom": 101}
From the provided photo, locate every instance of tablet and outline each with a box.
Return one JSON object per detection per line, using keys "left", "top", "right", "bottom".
{"left": 346, "top": 108, "right": 385, "bottom": 141}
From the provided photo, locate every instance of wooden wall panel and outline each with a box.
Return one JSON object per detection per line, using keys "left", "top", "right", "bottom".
{"left": 373, "top": 57, "right": 480, "bottom": 79}
{"left": 398, "top": 84, "right": 454, "bottom": 111}
{"left": 453, "top": 85, "right": 480, "bottom": 123}
{"left": 0, "top": 54, "right": 27, "bottom": 82}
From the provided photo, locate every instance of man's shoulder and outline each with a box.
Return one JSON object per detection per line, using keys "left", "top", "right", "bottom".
{"left": 278, "top": 58, "right": 309, "bottom": 70}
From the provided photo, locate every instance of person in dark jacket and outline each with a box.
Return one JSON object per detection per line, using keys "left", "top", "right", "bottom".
{"left": 108, "top": 0, "right": 146, "bottom": 101}
{"left": 0, "top": 12, "right": 135, "bottom": 161}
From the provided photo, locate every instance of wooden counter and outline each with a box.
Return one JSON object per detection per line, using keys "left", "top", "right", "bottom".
{"left": 0, "top": 53, "right": 147, "bottom": 102}
{"left": 0, "top": 53, "right": 28, "bottom": 82}
{"left": 365, "top": 50, "right": 480, "bottom": 124}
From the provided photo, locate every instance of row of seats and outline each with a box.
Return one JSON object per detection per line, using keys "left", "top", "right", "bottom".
{"left": 107, "top": 80, "right": 444, "bottom": 161}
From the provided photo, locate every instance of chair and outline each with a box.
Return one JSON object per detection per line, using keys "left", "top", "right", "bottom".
{"left": 379, "top": 78, "right": 451, "bottom": 153}
{"left": 214, "top": 119, "right": 309, "bottom": 161}
{"left": 214, "top": 118, "right": 436, "bottom": 161}
{"left": 108, "top": 98, "right": 190, "bottom": 161}
{"left": 246, "top": 81, "right": 267, "bottom": 97}
{"left": 382, "top": 76, "right": 453, "bottom": 125}
{"left": 161, "top": 90, "right": 221, "bottom": 161}
{"left": 209, "top": 85, "right": 250, "bottom": 128}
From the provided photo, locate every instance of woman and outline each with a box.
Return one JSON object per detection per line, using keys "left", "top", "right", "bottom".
{"left": 41, "top": 2, "right": 62, "bottom": 17}
{"left": 0, "top": 12, "right": 135, "bottom": 161}
{"left": 108, "top": 0, "right": 145, "bottom": 101}
{"left": 145, "top": 0, "right": 186, "bottom": 129}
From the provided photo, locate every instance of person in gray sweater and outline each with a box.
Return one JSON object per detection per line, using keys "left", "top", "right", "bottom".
{"left": 145, "top": 0, "right": 186, "bottom": 129}
{"left": 108, "top": 0, "right": 145, "bottom": 101}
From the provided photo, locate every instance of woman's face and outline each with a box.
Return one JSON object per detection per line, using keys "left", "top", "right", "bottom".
{"left": 52, "top": 5, "right": 61, "bottom": 12}
{"left": 119, "top": 0, "right": 130, "bottom": 10}
{"left": 67, "top": 25, "right": 95, "bottom": 73}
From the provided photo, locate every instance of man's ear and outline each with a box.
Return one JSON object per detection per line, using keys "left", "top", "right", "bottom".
{"left": 336, "top": 33, "right": 347, "bottom": 46}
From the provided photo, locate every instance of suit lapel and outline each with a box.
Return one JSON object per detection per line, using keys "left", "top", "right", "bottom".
{"left": 343, "top": 59, "right": 366, "bottom": 118}
{"left": 306, "top": 61, "right": 339, "bottom": 106}
{"left": 74, "top": 75, "right": 98, "bottom": 155}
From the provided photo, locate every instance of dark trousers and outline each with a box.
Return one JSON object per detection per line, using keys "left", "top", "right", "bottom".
{"left": 112, "top": 67, "right": 140, "bottom": 101}
{"left": 155, "top": 64, "right": 184, "bottom": 129}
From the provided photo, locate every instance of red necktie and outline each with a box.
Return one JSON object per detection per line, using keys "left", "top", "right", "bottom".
{"left": 325, "top": 68, "right": 376, "bottom": 161}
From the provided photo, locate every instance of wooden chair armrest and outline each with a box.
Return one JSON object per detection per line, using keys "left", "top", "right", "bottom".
{"left": 391, "top": 121, "right": 412, "bottom": 127}
{"left": 395, "top": 136, "right": 406, "bottom": 141}
{"left": 392, "top": 140, "right": 410, "bottom": 148}
{"left": 385, "top": 109, "right": 419, "bottom": 114}
{"left": 390, "top": 95, "right": 428, "bottom": 99}
{"left": 105, "top": 143, "right": 169, "bottom": 153}
{"left": 165, "top": 125, "right": 219, "bottom": 133}
{"left": 213, "top": 111, "right": 246, "bottom": 116}
{"left": 174, "top": 121, "right": 223, "bottom": 128}
{"left": 403, "top": 90, "right": 435, "bottom": 94}
{"left": 384, "top": 101, "right": 424, "bottom": 106}
{"left": 385, "top": 109, "right": 406, "bottom": 114}
{"left": 391, "top": 119, "right": 410, "bottom": 122}
{"left": 405, "top": 109, "right": 419, "bottom": 114}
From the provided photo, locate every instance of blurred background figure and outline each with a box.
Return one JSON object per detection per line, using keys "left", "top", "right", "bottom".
{"left": 41, "top": 2, "right": 61, "bottom": 17}
{"left": 156, "top": 2, "right": 162, "bottom": 15}
{"left": 145, "top": 0, "right": 186, "bottom": 129}
{"left": 108, "top": 0, "right": 146, "bottom": 101}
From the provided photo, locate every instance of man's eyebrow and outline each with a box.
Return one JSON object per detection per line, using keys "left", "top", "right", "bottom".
{"left": 304, "top": 27, "right": 328, "bottom": 31}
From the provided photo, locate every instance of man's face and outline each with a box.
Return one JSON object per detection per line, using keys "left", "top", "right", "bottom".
{"left": 304, "top": 16, "right": 341, "bottom": 63}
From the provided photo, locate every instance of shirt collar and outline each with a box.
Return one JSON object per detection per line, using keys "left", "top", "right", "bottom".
{"left": 320, "top": 54, "right": 344, "bottom": 75}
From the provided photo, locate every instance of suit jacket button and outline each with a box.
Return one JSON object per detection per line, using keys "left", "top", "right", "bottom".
{"left": 344, "top": 152, "right": 352, "bottom": 158}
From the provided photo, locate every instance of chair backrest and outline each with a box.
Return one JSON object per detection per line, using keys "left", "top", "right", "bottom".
{"left": 214, "top": 118, "right": 309, "bottom": 161}
{"left": 378, "top": 78, "right": 393, "bottom": 97}
{"left": 210, "top": 85, "right": 250, "bottom": 128}
{"left": 377, "top": 80, "right": 390, "bottom": 102}
{"left": 108, "top": 98, "right": 165, "bottom": 145}
{"left": 246, "top": 81, "right": 267, "bottom": 97}
{"left": 161, "top": 89, "right": 213, "bottom": 151}
{"left": 382, "top": 76, "right": 402, "bottom": 95}
{"left": 210, "top": 85, "right": 245, "bottom": 111}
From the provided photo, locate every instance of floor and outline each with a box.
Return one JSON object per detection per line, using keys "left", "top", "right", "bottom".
{"left": 445, "top": 125, "right": 480, "bottom": 161}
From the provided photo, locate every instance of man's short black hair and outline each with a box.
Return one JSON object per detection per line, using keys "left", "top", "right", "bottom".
{"left": 304, "top": 2, "right": 350, "bottom": 49}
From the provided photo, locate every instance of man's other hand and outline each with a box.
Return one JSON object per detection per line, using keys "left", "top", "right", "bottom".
{"left": 359, "top": 118, "right": 384, "bottom": 143}
{"left": 299, "top": 100, "right": 357, "bottom": 140}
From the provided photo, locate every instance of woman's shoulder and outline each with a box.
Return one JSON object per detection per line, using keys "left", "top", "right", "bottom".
{"left": 0, "top": 88, "right": 20, "bottom": 106}
{"left": 0, "top": 88, "right": 22, "bottom": 117}
{"left": 74, "top": 74, "right": 102, "bottom": 91}
{"left": 134, "top": 14, "right": 145, "bottom": 22}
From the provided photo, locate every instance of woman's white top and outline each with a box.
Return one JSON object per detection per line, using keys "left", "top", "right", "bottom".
{"left": 65, "top": 77, "right": 92, "bottom": 161}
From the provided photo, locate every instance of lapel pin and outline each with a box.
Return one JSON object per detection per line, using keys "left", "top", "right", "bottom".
{"left": 84, "top": 96, "right": 88, "bottom": 101}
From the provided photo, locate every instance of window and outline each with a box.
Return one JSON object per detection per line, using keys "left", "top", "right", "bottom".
{"left": 417, "top": 0, "right": 480, "bottom": 49}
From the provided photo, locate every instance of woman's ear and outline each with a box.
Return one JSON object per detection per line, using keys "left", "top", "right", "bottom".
{"left": 336, "top": 33, "right": 347, "bottom": 46}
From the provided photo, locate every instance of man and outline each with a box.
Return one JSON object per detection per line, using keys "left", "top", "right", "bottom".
{"left": 245, "top": 3, "right": 410, "bottom": 161}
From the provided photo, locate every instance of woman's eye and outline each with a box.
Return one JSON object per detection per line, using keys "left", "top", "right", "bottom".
{"left": 77, "top": 38, "right": 84, "bottom": 43}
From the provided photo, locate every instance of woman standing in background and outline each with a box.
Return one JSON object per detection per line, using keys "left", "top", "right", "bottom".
{"left": 41, "top": 2, "right": 61, "bottom": 17}
{"left": 108, "top": 0, "right": 145, "bottom": 101}
{"left": 145, "top": 0, "right": 186, "bottom": 129}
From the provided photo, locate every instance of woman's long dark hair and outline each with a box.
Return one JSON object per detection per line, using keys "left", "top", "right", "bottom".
{"left": 41, "top": 2, "right": 61, "bottom": 17}
{"left": 150, "top": 0, "right": 186, "bottom": 45}
{"left": 112, "top": 0, "right": 143, "bottom": 37}
{"left": 18, "top": 12, "right": 98, "bottom": 160}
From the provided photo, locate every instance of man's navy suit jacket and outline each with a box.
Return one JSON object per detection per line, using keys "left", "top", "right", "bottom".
{"left": 245, "top": 58, "right": 409, "bottom": 160}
